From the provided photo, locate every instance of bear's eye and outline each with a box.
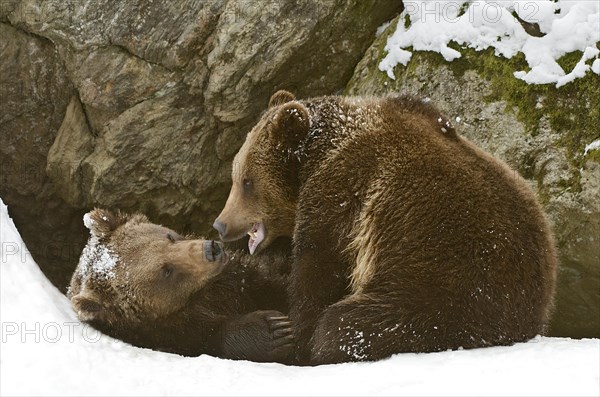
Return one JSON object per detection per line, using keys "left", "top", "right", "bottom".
{"left": 162, "top": 265, "right": 173, "bottom": 279}
{"left": 167, "top": 233, "right": 176, "bottom": 243}
{"left": 243, "top": 178, "right": 253, "bottom": 191}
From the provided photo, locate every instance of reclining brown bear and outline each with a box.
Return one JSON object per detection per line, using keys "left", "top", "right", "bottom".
{"left": 214, "top": 91, "right": 558, "bottom": 365}
{"left": 68, "top": 209, "right": 294, "bottom": 362}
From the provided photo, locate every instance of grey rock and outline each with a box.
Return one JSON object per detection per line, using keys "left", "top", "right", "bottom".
{"left": 1, "top": 0, "right": 401, "bottom": 291}
{"left": 0, "top": 23, "right": 87, "bottom": 289}
{"left": 46, "top": 95, "right": 94, "bottom": 206}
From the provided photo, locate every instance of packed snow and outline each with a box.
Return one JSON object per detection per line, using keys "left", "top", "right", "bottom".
{"left": 379, "top": 0, "right": 600, "bottom": 87}
{"left": 1, "top": 198, "right": 599, "bottom": 396}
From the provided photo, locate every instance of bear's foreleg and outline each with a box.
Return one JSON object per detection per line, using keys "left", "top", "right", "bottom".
{"left": 219, "top": 310, "right": 296, "bottom": 363}
{"left": 289, "top": 244, "right": 350, "bottom": 364}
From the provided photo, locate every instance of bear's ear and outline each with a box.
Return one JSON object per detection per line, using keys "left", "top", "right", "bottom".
{"left": 271, "top": 101, "right": 310, "bottom": 149}
{"left": 268, "top": 90, "right": 295, "bottom": 109}
{"left": 71, "top": 291, "right": 104, "bottom": 323}
{"left": 83, "top": 208, "right": 127, "bottom": 239}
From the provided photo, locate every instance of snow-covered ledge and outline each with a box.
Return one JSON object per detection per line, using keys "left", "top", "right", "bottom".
{"left": 1, "top": 198, "right": 598, "bottom": 396}
{"left": 380, "top": 0, "right": 600, "bottom": 87}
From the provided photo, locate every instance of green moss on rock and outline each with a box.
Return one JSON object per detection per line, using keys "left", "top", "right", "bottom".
{"left": 349, "top": 24, "right": 599, "bottom": 192}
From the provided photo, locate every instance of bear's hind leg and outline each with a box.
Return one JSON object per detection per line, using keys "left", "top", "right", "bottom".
{"left": 309, "top": 295, "right": 444, "bottom": 365}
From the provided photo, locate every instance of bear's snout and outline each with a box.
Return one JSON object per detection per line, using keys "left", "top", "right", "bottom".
{"left": 204, "top": 240, "right": 225, "bottom": 263}
{"left": 212, "top": 220, "right": 227, "bottom": 240}
{"left": 213, "top": 218, "right": 251, "bottom": 243}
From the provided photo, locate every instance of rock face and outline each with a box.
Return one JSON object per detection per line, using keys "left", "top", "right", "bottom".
{"left": 0, "top": 1, "right": 401, "bottom": 290}
{"left": 0, "top": 23, "right": 88, "bottom": 289}
{"left": 346, "top": 17, "right": 599, "bottom": 338}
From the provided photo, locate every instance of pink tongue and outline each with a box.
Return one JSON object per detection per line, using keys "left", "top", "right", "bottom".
{"left": 248, "top": 222, "right": 265, "bottom": 255}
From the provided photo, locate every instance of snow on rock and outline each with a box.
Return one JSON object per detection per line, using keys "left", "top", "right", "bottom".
{"left": 554, "top": 46, "right": 599, "bottom": 88}
{"left": 379, "top": 0, "right": 600, "bottom": 87}
{"left": 584, "top": 139, "right": 600, "bottom": 156}
{"left": 592, "top": 59, "right": 600, "bottom": 75}
{"left": 1, "top": 197, "right": 599, "bottom": 396}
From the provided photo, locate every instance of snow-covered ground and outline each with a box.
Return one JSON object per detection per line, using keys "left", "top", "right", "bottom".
{"left": 1, "top": 198, "right": 598, "bottom": 396}
{"left": 379, "top": 0, "right": 600, "bottom": 87}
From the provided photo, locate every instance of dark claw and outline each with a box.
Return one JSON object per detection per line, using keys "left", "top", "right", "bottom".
{"left": 274, "top": 327, "right": 293, "bottom": 337}
{"left": 270, "top": 321, "right": 292, "bottom": 330}
{"left": 273, "top": 334, "right": 295, "bottom": 347}
{"left": 268, "top": 316, "right": 289, "bottom": 321}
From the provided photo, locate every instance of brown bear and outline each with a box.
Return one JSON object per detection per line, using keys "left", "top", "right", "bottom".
{"left": 68, "top": 208, "right": 294, "bottom": 363}
{"left": 213, "top": 90, "right": 558, "bottom": 365}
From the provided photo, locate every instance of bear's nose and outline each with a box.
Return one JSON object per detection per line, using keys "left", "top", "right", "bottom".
{"left": 213, "top": 220, "right": 227, "bottom": 239}
{"left": 204, "top": 240, "right": 224, "bottom": 262}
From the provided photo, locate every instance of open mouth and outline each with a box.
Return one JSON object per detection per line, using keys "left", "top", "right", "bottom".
{"left": 247, "top": 222, "right": 265, "bottom": 255}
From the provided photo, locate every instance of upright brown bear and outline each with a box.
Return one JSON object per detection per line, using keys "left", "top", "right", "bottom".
{"left": 214, "top": 91, "right": 558, "bottom": 365}
{"left": 68, "top": 209, "right": 294, "bottom": 362}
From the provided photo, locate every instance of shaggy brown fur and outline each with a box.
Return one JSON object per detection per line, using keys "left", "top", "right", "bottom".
{"left": 214, "top": 91, "right": 558, "bottom": 365}
{"left": 68, "top": 209, "right": 294, "bottom": 363}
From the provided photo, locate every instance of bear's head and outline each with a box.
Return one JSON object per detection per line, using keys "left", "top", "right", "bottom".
{"left": 213, "top": 90, "right": 309, "bottom": 254}
{"left": 68, "top": 209, "right": 228, "bottom": 326}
